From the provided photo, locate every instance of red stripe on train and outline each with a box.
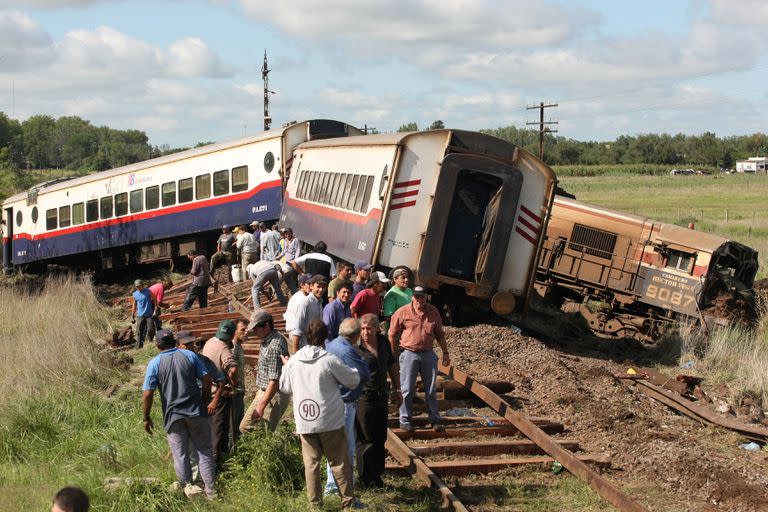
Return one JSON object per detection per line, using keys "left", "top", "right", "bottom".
{"left": 391, "top": 190, "right": 418, "bottom": 200}
{"left": 515, "top": 226, "right": 537, "bottom": 245}
{"left": 517, "top": 215, "right": 540, "bottom": 236}
{"left": 520, "top": 205, "right": 542, "bottom": 224}
{"left": 390, "top": 201, "right": 417, "bottom": 210}
{"left": 393, "top": 179, "right": 421, "bottom": 188}
{"left": 284, "top": 193, "right": 381, "bottom": 226}
{"left": 12, "top": 179, "right": 282, "bottom": 241}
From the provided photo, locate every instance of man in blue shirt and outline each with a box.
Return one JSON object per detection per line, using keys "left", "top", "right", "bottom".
{"left": 131, "top": 279, "right": 156, "bottom": 348}
{"left": 324, "top": 318, "right": 371, "bottom": 497}
{"left": 142, "top": 329, "right": 217, "bottom": 499}
{"left": 322, "top": 282, "right": 352, "bottom": 344}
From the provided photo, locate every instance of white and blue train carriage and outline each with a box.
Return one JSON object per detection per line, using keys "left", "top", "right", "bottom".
{"left": 2, "top": 119, "right": 361, "bottom": 273}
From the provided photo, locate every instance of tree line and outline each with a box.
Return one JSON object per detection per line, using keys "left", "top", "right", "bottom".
{"left": 0, "top": 112, "right": 190, "bottom": 173}
{"left": 1, "top": 111, "right": 766, "bottom": 174}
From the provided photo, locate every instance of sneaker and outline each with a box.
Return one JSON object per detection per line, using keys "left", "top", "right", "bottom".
{"left": 399, "top": 424, "right": 413, "bottom": 432}
{"left": 432, "top": 423, "right": 445, "bottom": 432}
{"left": 351, "top": 499, "right": 369, "bottom": 509}
{"left": 183, "top": 483, "right": 204, "bottom": 499}
{"left": 168, "top": 481, "right": 182, "bottom": 493}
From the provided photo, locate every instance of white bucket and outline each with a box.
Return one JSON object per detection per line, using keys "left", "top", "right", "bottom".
{"left": 231, "top": 264, "right": 242, "bottom": 283}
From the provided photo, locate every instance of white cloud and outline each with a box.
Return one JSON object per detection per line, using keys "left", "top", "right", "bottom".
{"left": 0, "top": 0, "right": 104, "bottom": 6}
{"left": 0, "top": 11, "right": 54, "bottom": 70}
{"left": 165, "top": 37, "right": 234, "bottom": 78}
{"left": 709, "top": 0, "right": 768, "bottom": 25}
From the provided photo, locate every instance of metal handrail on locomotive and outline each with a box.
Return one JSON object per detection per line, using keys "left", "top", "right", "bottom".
{"left": 535, "top": 195, "right": 758, "bottom": 341}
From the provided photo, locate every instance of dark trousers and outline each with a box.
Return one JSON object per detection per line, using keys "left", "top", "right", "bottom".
{"left": 135, "top": 315, "right": 156, "bottom": 347}
{"left": 230, "top": 392, "right": 244, "bottom": 447}
{"left": 210, "top": 394, "right": 232, "bottom": 463}
{"left": 182, "top": 285, "right": 209, "bottom": 310}
{"left": 356, "top": 395, "right": 389, "bottom": 486}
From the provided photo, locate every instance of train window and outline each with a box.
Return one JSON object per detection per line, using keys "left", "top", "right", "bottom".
{"left": 307, "top": 171, "right": 318, "bottom": 202}
{"left": 667, "top": 250, "right": 694, "bottom": 273}
{"left": 196, "top": 174, "right": 211, "bottom": 200}
{"left": 59, "top": 205, "right": 71, "bottom": 228}
{"left": 302, "top": 170, "right": 313, "bottom": 199}
{"left": 328, "top": 173, "right": 340, "bottom": 203}
{"left": 360, "top": 176, "right": 375, "bottom": 212}
{"left": 100, "top": 196, "right": 113, "bottom": 220}
{"left": 46, "top": 209, "right": 57, "bottom": 230}
{"left": 319, "top": 173, "right": 331, "bottom": 203}
{"left": 162, "top": 182, "right": 176, "bottom": 207}
{"left": 568, "top": 224, "right": 617, "bottom": 259}
{"left": 31, "top": 207, "right": 38, "bottom": 223}
{"left": 15, "top": 210, "right": 21, "bottom": 227}
{"left": 232, "top": 166, "right": 248, "bottom": 193}
{"left": 334, "top": 174, "right": 348, "bottom": 207}
{"left": 146, "top": 186, "right": 160, "bottom": 210}
{"left": 115, "top": 193, "right": 128, "bottom": 217}
{"left": 130, "top": 190, "right": 143, "bottom": 213}
{"left": 213, "top": 170, "right": 229, "bottom": 196}
{"left": 297, "top": 170, "right": 308, "bottom": 198}
{"left": 345, "top": 175, "right": 361, "bottom": 210}
{"left": 86, "top": 200, "right": 98, "bottom": 222}
{"left": 72, "top": 203, "right": 84, "bottom": 225}
{"left": 354, "top": 176, "right": 370, "bottom": 212}
{"left": 264, "top": 152, "right": 275, "bottom": 173}
{"left": 178, "top": 178, "right": 193, "bottom": 203}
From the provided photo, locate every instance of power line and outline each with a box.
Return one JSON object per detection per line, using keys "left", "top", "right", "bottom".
{"left": 526, "top": 101, "right": 558, "bottom": 160}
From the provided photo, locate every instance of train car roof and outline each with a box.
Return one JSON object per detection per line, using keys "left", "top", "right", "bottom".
{"left": 3, "top": 121, "right": 338, "bottom": 204}
{"left": 554, "top": 195, "right": 730, "bottom": 252}
{"left": 297, "top": 131, "right": 425, "bottom": 148}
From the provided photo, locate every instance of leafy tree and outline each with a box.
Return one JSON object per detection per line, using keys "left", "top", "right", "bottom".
{"left": 22, "top": 115, "right": 56, "bottom": 168}
{"left": 428, "top": 120, "right": 445, "bottom": 130}
{"left": 397, "top": 122, "right": 418, "bottom": 132}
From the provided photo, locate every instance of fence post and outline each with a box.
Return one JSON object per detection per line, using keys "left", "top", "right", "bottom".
{"left": 725, "top": 209, "right": 729, "bottom": 224}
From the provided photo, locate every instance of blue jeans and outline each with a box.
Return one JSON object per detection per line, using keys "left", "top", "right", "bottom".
{"left": 251, "top": 268, "right": 286, "bottom": 308}
{"left": 325, "top": 401, "right": 356, "bottom": 493}
{"left": 399, "top": 349, "right": 440, "bottom": 427}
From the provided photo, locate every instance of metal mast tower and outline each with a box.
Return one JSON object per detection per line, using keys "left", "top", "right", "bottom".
{"left": 262, "top": 50, "right": 273, "bottom": 130}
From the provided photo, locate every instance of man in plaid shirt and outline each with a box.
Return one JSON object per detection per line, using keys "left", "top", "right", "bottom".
{"left": 239, "top": 309, "right": 290, "bottom": 433}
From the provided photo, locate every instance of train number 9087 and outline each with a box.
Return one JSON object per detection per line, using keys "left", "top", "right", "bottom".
{"left": 645, "top": 284, "right": 695, "bottom": 308}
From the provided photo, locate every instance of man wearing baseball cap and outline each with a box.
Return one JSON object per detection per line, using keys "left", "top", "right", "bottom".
{"left": 351, "top": 262, "right": 373, "bottom": 300}
{"left": 389, "top": 286, "right": 450, "bottom": 433}
{"left": 240, "top": 309, "right": 290, "bottom": 433}
{"left": 130, "top": 279, "right": 157, "bottom": 348}
{"left": 201, "top": 320, "right": 239, "bottom": 464}
{"left": 142, "top": 329, "right": 216, "bottom": 499}
{"left": 350, "top": 270, "right": 389, "bottom": 319}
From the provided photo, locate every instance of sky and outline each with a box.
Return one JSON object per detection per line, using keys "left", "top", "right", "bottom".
{"left": 1, "top": 0, "right": 767, "bottom": 148}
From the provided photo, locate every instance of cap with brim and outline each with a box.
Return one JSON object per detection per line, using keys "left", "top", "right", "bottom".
{"left": 298, "top": 273, "right": 313, "bottom": 285}
{"left": 155, "top": 329, "right": 175, "bottom": 344}
{"left": 392, "top": 268, "right": 409, "bottom": 279}
{"left": 247, "top": 309, "right": 273, "bottom": 330}
{"left": 367, "top": 270, "right": 390, "bottom": 286}
{"left": 354, "top": 261, "right": 373, "bottom": 272}
{"left": 134, "top": 279, "right": 143, "bottom": 287}
{"left": 176, "top": 330, "right": 197, "bottom": 345}
{"left": 412, "top": 285, "right": 428, "bottom": 296}
{"left": 250, "top": 221, "right": 259, "bottom": 227}
{"left": 222, "top": 224, "right": 230, "bottom": 230}
{"left": 280, "top": 227, "right": 292, "bottom": 233}
{"left": 215, "top": 319, "right": 236, "bottom": 342}
{"left": 233, "top": 226, "right": 241, "bottom": 233}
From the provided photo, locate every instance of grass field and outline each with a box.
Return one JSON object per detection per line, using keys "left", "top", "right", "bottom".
{"left": 556, "top": 173, "right": 768, "bottom": 279}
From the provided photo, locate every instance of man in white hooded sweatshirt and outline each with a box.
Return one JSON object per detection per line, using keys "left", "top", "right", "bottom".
{"left": 279, "top": 319, "right": 366, "bottom": 509}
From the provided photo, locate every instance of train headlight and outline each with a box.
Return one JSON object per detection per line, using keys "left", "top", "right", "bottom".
{"left": 490, "top": 291, "right": 517, "bottom": 316}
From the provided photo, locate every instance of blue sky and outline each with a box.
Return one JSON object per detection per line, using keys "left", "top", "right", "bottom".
{"left": 1, "top": 0, "right": 767, "bottom": 148}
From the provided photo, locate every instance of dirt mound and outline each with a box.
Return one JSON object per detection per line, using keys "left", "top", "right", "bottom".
{"left": 702, "top": 291, "right": 758, "bottom": 326}
{"left": 446, "top": 323, "right": 768, "bottom": 511}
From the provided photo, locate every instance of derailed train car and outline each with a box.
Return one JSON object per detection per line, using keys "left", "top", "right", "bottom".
{"left": 535, "top": 195, "right": 759, "bottom": 341}
{"left": 1, "top": 120, "right": 361, "bottom": 272}
{"left": 280, "top": 130, "right": 557, "bottom": 316}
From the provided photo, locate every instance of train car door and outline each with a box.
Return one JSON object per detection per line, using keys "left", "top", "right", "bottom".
{"left": 419, "top": 154, "right": 522, "bottom": 298}
{"left": 2, "top": 207, "right": 12, "bottom": 275}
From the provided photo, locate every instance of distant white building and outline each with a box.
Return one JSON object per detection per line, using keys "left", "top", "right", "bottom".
{"left": 736, "top": 157, "right": 767, "bottom": 173}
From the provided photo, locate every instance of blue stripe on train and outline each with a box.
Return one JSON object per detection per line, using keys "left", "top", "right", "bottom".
{"left": 9, "top": 186, "right": 282, "bottom": 265}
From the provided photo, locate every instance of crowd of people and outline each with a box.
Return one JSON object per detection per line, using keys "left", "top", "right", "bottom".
{"left": 132, "top": 223, "right": 451, "bottom": 508}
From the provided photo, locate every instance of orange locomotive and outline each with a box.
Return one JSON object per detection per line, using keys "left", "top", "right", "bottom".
{"left": 534, "top": 195, "right": 758, "bottom": 342}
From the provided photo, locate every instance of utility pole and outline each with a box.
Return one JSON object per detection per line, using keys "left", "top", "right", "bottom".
{"left": 262, "top": 50, "right": 275, "bottom": 131}
{"left": 363, "top": 124, "right": 376, "bottom": 134}
{"left": 526, "top": 101, "right": 558, "bottom": 161}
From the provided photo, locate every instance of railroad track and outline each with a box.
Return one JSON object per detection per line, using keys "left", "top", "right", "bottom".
{"left": 147, "top": 278, "right": 647, "bottom": 511}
